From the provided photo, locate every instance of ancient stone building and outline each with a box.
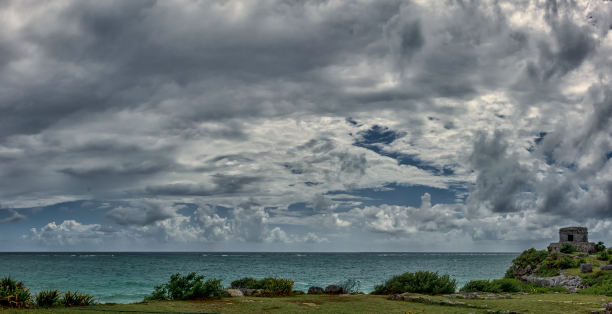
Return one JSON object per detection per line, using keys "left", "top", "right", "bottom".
{"left": 548, "top": 226, "right": 596, "bottom": 254}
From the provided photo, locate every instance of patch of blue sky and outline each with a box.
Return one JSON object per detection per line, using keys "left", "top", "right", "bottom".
{"left": 354, "top": 125, "right": 405, "bottom": 146}
{"left": 327, "top": 183, "right": 459, "bottom": 208}
{"left": 353, "top": 124, "right": 454, "bottom": 176}
{"left": 0, "top": 200, "right": 114, "bottom": 243}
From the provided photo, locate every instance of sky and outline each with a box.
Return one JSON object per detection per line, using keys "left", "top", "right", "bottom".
{"left": 1, "top": 0, "right": 612, "bottom": 252}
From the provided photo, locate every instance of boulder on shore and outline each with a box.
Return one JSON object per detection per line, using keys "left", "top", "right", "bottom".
{"left": 308, "top": 286, "right": 324, "bottom": 294}
{"left": 240, "top": 288, "right": 263, "bottom": 296}
{"left": 225, "top": 289, "right": 243, "bottom": 297}
{"left": 324, "top": 285, "right": 343, "bottom": 294}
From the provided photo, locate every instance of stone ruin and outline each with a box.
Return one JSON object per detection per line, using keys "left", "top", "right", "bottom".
{"left": 548, "top": 226, "right": 596, "bottom": 254}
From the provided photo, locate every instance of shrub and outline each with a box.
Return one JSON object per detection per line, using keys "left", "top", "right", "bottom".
{"left": 599, "top": 250, "right": 610, "bottom": 261}
{"left": 596, "top": 242, "right": 606, "bottom": 252}
{"left": 35, "top": 289, "right": 60, "bottom": 307}
{"left": 61, "top": 291, "right": 95, "bottom": 307}
{"left": 146, "top": 273, "right": 227, "bottom": 301}
{"left": 461, "top": 279, "right": 522, "bottom": 293}
{"left": 231, "top": 277, "right": 259, "bottom": 289}
{"left": 460, "top": 280, "right": 491, "bottom": 292}
{"left": 489, "top": 278, "right": 522, "bottom": 293}
{"left": 338, "top": 279, "right": 361, "bottom": 294}
{"left": 372, "top": 271, "right": 456, "bottom": 295}
{"left": 259, "top": 278, "right": 294, "bottom": 297}
{"left": 0, "top": 276, "right": 31, "bottom": 308}
{"left": 533, "top": 266, "right": 560, "bottom": 277}
{"left": 228, "top": 277, "right": 294, "bottom": 296}
{"left": 533, "top": 254, "right": 578, "bottom": 277}
{"left": 560, "top": 243, "right": 576, "bottom": 254}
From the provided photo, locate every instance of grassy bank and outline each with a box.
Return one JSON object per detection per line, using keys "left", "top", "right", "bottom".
{"left": 5, "top": 293, "right": 612, "bottom": 313}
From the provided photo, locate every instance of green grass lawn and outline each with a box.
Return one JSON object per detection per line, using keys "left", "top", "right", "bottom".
{"left": 6, "top": 293, "right": 612, "bottom": 314}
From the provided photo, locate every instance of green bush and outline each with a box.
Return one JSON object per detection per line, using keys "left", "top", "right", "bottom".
{"left": 231, "top": 277, "right": 259, "bottom": 289}
{"left": 145, "top": 273, "right": 227, "bottom": 301}
{"left": 533, "top": 266, "right": 560, "bottom": 277}
{"left": 259, "top": 278, "right": 294, "bottom": 297}
{"left": 61, "top": 291, "right": 94, "bottom": 306}
{"left": 489, "top": 278, "right": 522, "bottom": 293}
{"left": 460, "top": 280, "right": 491, "bottom": 292}
{"left": 461, "top": 279, "right": 521, "bottom": 293}
{"left": 532, "top": 254, "right": 578, "bottom": 277}
{"left": 599, "top": 250, "right": 610, "bottom": 261}
{"left": 560, "top": 243, "right": 576, "bottom": 254}
{"left": 35, "top": 289, "right": 60, "bottom": 307}
{"left": 229, "top": 277, "right": 294, "bottom": 296}
{"left": 596, "top": 242, "right": 606, "bottom": 252}
{"left": 0, "top": 276, "right": 31, "bottom": 308}
{"left": 372, "top": 271, "right": 456, "bottom": 295}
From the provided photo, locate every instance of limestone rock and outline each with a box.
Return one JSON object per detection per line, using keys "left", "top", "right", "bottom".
{"left": 225, "top": 289, "right": 243, "bottom": 297}
{"left": 521, "top": 273, "right": 584, "bottom": 292}
{"left": 307, "top": 286, "right": 324, "bottom": 294}
{"left": 324, "top": 285, "right": 343, "bottom": 294}
{"left": 240, "top": 288, "right": 263, "bottom": 296}
{"left": 581, "top": 263, "right": 593, "bottom": 273}
{"left": 600, "top": 264, "right": 612, "bottom": 271}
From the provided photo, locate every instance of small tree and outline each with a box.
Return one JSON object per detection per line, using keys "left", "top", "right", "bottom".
{"left": 596, "top": 241, "right": 606, "bottom": 252}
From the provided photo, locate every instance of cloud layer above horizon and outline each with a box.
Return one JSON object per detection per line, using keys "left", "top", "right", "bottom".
{"left": 2, "top": 0, "right": 612, "bottom": 251}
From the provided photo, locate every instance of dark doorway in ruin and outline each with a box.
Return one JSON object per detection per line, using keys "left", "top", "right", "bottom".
{"left": 568, "top": 234, "right": 574, "bottom": 241}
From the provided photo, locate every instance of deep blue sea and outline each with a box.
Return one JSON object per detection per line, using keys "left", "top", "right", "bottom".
{"left": 0, "top": 252, "right": 517, "bottom": 304}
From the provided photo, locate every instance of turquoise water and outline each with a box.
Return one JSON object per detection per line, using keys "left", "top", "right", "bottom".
{"left": 0, "top": 252, "right": 517, "bottom": 303}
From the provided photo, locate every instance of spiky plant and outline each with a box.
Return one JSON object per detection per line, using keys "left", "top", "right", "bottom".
{"left": 61, "top": 291, "right": 95, "bottom": 307}
{"left": 36, "top": 289, "right": 60, "bottom": 307}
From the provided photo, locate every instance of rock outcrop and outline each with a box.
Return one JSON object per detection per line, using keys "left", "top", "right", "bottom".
{"left": 521, "top": 273, "right": 584, "bottom": 293}
{"left": 324, "top": 285, "right": 343, "bottom": 294}
{"left": 225, "top": 289, "right": 244, "bottom": 297}
{"left": 308, "top": 286, "right": 324, "bottom": 294}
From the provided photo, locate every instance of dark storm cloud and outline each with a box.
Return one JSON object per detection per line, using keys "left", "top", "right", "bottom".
{"left": 0, "top": 0, "right": 405, "bottom": 141}
{"left": 0, "top": 0, "right": 536, "bottom": 143}
{"left": 467, "top": 131, "right": 533, "bottom": 213}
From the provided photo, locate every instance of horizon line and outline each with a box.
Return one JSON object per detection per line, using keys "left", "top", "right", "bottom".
{"left": 0, "top": 251, "right": 521, "bottom": 254}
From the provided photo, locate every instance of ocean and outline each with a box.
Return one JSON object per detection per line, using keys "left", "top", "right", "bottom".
{"left": 0, "top": 252, "right": 517, "bottom": 304}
